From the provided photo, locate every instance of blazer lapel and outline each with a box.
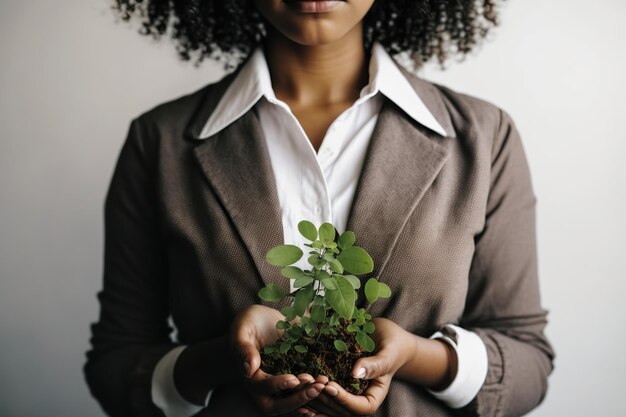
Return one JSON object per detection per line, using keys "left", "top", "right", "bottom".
{"left": 345, "top": 89, "right": 454, "bottom": 285}
{"left": 187, "top": 70, "right": 455, "bottom": 300}
{"left": 191, "top": 108, "right": 288, "bottom": 296}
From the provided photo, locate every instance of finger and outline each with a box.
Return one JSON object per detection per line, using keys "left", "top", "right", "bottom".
{"left": 323, "top": 380, "right": 385, "bottom": 416}
{"left": 286, "top": 373, "right": 315, "bottom": 393}
{"left": 292, "top": 374, "right": 326, "bottom": 392}
{"left": 294, "top": 407, "right": 317, "bottom": 417}
{"left": 308, "top": 395, "right": 352, "bottom": 417}
{"left": 233, "top": 324, "right": 261, "bottom": 378}
{"left": 285, "top": 410, "right": 315, "bottom": 417}
{"left": 314, "top": 374, "right": 329, "bottom": 385}
{"left": 249, "top": 369, "right": 300, "bottom": 395}
{"left": 296, "top": 373, "right": 316, "bottom": 385}
{"left": 352, "top": 351, "right": 392, "bottom": 380}
{"left": 256, "top": 382, "right": 326, "bottom": 416}
{"left": 359, "top": 376, "right": 392, "bottom": 409}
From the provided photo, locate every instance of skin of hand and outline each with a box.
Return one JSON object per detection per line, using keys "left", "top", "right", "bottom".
{"left": 296, "top": 317, "right": 457, "bottom": 417}
{"left": 230, "top": 304, "right": 329, "bottom": 416}
{"left": 299, "top": 317, "right": 410, "bottom": 416}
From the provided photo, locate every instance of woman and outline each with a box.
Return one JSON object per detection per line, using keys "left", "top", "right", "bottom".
{"left": 84, "top": 1, "right": 555, "bottom": 417}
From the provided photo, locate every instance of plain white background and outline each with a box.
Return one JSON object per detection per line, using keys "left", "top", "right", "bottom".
{"left": 1, "top": 0, "right": 625, "bottom": 415}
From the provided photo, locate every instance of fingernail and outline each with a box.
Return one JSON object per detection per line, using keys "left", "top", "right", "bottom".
{"left": 325, "top": 385, "right": 339, "bottom": 396}
{"left": 355, "top": 367, "right": 366, "bottom": 379}
{"left": 243, "top": 361, "right": 250, "bottom": 377}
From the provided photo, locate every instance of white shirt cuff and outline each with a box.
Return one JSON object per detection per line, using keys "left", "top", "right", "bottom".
{"left": 151, "top": 345, "right": 214, "bottom": 417}
{"left": 426, "top": 324, "right": 488, "bottom": 408}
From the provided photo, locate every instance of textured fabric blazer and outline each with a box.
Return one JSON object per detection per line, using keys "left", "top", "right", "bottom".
{"left": 84, "top": 65, "right": 555, "bottom": 417}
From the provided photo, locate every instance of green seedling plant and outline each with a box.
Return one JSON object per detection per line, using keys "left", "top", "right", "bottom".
{"left": 257, "top": 220, "right": 392, "bottom": 395}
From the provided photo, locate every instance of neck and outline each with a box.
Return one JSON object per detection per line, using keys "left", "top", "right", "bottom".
{"left": 262, "top": 26, "right": 370, "bottom": 107}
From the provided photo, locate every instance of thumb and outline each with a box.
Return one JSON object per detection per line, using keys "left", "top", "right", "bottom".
{"left": 352, "top": 353, "right": 392, "bottom": 380}
{"left": 232, "top": 322, "right": 261, "bottom": 379}
{"left": 237, "top": 341, "right": 260, "bottom": 378}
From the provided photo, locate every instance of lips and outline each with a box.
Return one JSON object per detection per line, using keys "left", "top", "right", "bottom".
{"left": 284, "top": 0, "right": 345, "bottom": 13}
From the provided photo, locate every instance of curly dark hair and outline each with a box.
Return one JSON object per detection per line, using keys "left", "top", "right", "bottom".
{"left": 113, "top": 0, "right": 502, "bottom": 69}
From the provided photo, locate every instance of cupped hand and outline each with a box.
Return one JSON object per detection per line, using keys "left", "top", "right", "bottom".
{"left": 230, "top": 304, "right": 327, "bottom": 416}
{"left": 301, "top": 317, "right": 415, "bottom": 416}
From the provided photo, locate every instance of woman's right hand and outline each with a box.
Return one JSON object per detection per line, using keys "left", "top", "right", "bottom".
{"left": 230, "top": 304, "right": 326, "bottom": 416}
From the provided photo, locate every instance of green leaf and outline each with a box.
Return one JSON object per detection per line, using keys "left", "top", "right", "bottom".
{"left": 258, "top": 284, "right": 287, "bottom": 302}
{"left": 347, "top": 323, "right": 359, "bottom": 333}
{"left": 294, "top": 276, "right": 314, "bottom": 288}
{"left": 313, "top": 295, "right": 325, "bottom": 306}
{"left": 263, "top": 345, "right": 276, "bottom": 354}
{"left": 329, "top": 313, "right": 339, "bottom": 326}
{"left": 276, "top": 320, "right": 289, "bottom": 330}
{"left": 337, "top": 231, "right": 355, "bottom": 250}
{"left": 307, "top": 255, "right": 326, "bottom": 268}
{"left": 322, "top": 252, "right": 336, "bottom": 262}
{"left": 321, "top": 277, "right": 337, "bottom": 290}
{"left": 305, "top": 319, "right": 316, "bottom": 336}
{"left": 334, "top": 339, "right": 347, "bottom": 352}
{"left": 325, "top": 241, "right": 337, "bottom": 249}
{"left": 280, "top": 266, "right": 306, "bottom": 280}
{"left": 294, "top": 345, "right": 308, "bottom": 353}
{"left": 337, "top": 246, "right": 373, "bottom": 275}
{"left": 279, "top": 342, "right": 292, "bottom": 353}
{"left": 343, "top": 274, "right": 361, "bottom": 289}
{"left": 266, "top": 245, "right": 303, "bottom": 267}
{"left": 327, "top": 258, "right": 344, "bottom": 274}
{"left": 315, "top": 270, "right": 331, "bottom": 281}
{"left": 280, "top": 306, "right": 296, "bottom": 321}
{"left": 364, "top": 278, "right": 380, "bottom": 304}
{"left": 319, "top": 223, "right": 336, "bottom": 243}
{"left": 378, "top": 282, "right": 392, "bottom": 298}
{"left": 298, "top": 220, "right": 318, "bottom": 241}
{"left": 310, "top": 305, "right": 326, "bottom": 323}
{"left": 356, "top": 331, "right": 375, "bottom": 352}
{"left": 363, "top": 321, "right": 376, "bottom": 334}
{"left": 312, "top": 240, "right": 325, "bottom": 250}
{"left": 325, "top": 276, "right": 356, "bottom": 320}
{"left": 287, "top": 325, "right": 302, "bottom": 341}
{"left": 294, "top": 284, "right": 315, "bottom": 317}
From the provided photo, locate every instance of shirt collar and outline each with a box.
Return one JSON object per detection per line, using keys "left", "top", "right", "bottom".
{"left": 199, "top": 41, "right": 450, "bottom": 139}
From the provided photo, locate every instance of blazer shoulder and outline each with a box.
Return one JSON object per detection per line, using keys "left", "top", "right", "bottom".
{"left": 435, "top": 81, "right": 512, "bottom": 130}
{"left": 130, "top": 70, "right": 238, "bottom": 137}
{"left": 399, "top": 67, "right": 514, "bottom": 141}
{"left": 401, "top": 69, "right": 526, "bottom": 171}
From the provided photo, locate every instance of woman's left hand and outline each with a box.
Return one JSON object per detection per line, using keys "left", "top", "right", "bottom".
{"left": 298, "top": 317, "right": 415, "bottom": 417}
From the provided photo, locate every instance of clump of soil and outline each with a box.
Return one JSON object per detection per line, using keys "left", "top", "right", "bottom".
{"left": 260, "top": 322, "right": 372, "bottom": 395}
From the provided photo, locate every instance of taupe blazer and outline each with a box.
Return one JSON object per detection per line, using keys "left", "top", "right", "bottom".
{"left": 85, "top": 64, "right": 555, "bottom": 417}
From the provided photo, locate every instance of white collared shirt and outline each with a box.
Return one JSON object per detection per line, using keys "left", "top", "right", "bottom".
{"left": 151, "top": 41, "right": 488, "bottom": 416}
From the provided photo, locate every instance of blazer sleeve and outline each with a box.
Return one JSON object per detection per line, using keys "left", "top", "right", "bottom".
{"left": 84, "top": 117, "right": 180, "bottom": 417}
{"left": 458, "top": 109, "right": 555, "bottom": 417}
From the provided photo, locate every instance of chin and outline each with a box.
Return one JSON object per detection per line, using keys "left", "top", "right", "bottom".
{"left": 286, "top": 30, "right": 344, "bottom": 47}
{"left": 254, "top": 0, "right": 371, "bottom": 47}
